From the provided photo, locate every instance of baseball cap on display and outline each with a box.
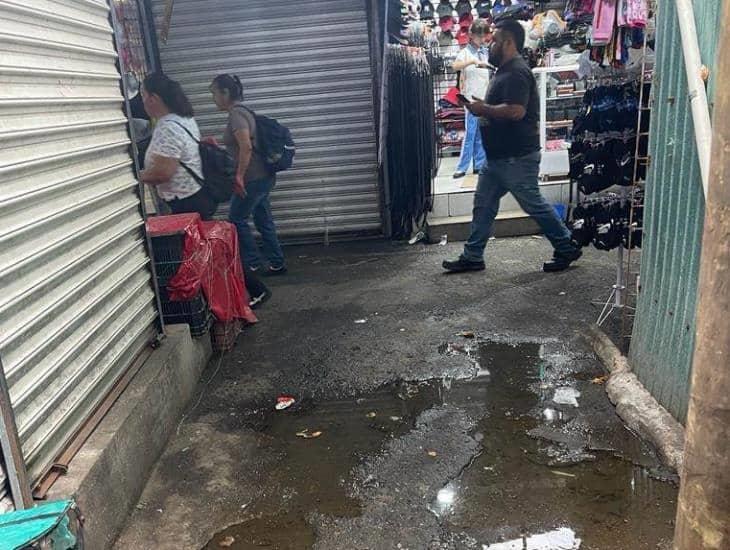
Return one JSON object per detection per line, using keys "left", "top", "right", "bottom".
{"left": 475, "top": 0, "right": 492, "bottom": 17}
{"left": 439, "top": 15, "right": 456, "bottom": 32}
{"left": 436, "top": 0, "right": 454, "bottom": 18}
{"left": 457, "top": 27, "right": 470, "bottom": 45}
{"left": 438, "top": 30, "right": 455, "bottom": 47}
{"left": 455, "top": 0, "right": 473, "bottom": 17}
{"left": 459, "top": 12, "right": 474, "bottom": 29}
{"left": 421, "top": 0, "right": 435, "bottom": 19}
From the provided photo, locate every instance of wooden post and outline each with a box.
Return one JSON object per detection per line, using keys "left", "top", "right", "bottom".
{"left": 0, "top": 359, "right": 33, "bottom": 509}
{"left": 673, "top": 6, "right": 730, "bottom": 548}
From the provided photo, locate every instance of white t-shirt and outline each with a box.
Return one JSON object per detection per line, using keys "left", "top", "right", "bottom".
{"left": 456, "top": 44, "right": 490, "bottom": 101}
{"left": 145, "top": 114, "right": 203, "bottom": 201}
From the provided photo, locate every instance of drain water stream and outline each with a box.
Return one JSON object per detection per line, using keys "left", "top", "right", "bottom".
{"left": 204, "top": 342, "right": 677, "bottom": 549}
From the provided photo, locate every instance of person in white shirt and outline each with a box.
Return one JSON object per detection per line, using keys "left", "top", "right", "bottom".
{"left": 140, "top": 73, "right": 216, "bottom": 219}
{"left": 452, "top": 19, "right": 491, "bottom": 179}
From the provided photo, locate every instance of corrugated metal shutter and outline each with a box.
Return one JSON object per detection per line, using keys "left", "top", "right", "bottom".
{"left": 0, "top": 0, "right": 158, "bottom": 484}
{"left": 629, "top": 0, "right": 721, "bottom": 423}
{"left": 151, "top": 0, "right": 381, "bottom": 240}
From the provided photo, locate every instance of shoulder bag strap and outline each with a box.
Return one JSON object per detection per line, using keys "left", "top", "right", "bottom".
{"left": 169, "top": 120, "right": 204, "bottom": 183}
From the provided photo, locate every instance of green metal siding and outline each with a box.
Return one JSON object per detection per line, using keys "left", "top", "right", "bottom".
{"left": 629, "top": 1, "right": 721, "bottom": 423}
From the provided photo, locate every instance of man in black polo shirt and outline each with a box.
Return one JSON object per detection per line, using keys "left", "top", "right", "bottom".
{"left": 443, "top": 19, "right": 581, "bottom": 273}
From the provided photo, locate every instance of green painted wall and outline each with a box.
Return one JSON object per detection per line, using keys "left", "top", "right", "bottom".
{"left": 629, "top": 1, "right": 722, "bottom": 423}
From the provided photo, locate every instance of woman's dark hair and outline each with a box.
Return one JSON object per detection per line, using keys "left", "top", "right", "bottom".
{"left": 212, "top": 74, "right": 244, "bottom": 102}
{"left": 143, "top": 72, "right": 194, "bottom": 117}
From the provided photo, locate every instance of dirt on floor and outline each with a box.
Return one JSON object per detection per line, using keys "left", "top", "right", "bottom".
{"left": 115, "top": 238, "right": 675, "bottom": 550}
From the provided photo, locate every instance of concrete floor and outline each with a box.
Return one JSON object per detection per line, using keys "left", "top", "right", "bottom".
{"left": 114, "top": 238, "right": 675, "bottom": 550}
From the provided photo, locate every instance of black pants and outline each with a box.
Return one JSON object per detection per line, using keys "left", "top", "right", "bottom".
{"left": 166, "top": 189, "right": 218, "bottom": 220}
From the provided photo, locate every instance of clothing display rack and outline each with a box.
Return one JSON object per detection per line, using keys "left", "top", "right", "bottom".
{"left": 565, "top": 0, "right": 653, "bottom": 330}
{"left": 385, "top": 45, "right": 438, "bottom": 239}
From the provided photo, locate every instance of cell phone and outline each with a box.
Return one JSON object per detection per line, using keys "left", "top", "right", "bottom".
{"left": 456, "top": 93, "right": 471, "bottom": 104}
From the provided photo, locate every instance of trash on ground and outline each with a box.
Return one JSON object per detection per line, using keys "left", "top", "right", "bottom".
{"left": 366, "top": 412, "right": 377, "bottom": 418}
{"left": 408, "top": 231, "right": 426, "bottom": 245}
{"left": 427, "top": 450, "right": 438, "bottom": 457}
{"left": 354, "top": 319, "right": 368, "bottom": 324}
{"left": 218, "top": 535, "right": 236, "bottom": 547}
{"left": 591, "top": 375, "right": 609, "bottom": 385}
{"left": 553, "top": 387, "right": 581, "bottom": 408}
{"left": 551, "top": 470, "right": 577, "bottom": 478}
{"left": 439, "top": 234, "right": 448, "bottom": 246}
{"left": 400, "top": 328, "right": 406, "bottom": 332}
{"left": 459, "top": 331, "right": 476, "bottom": 339}
{"left": 559, "top": 291, "right": 567, "bottom": 296}
{"left": 390, "top": 416, "right": 402, "bottom": 422}
{"left": 531, "top": 235, "right": 544, "bottom": 239}
{"left": 275, "top": 396, "right": 296, "bottom": 410}
{"left": 296, "top": 429, "right": 323, "bottom": 439}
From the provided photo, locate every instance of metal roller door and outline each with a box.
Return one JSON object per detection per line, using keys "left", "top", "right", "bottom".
{"left": 0, "top": 0, "right": 159, "bottom": 487}
{"left": 151, "top": 0, "right": 382, "bottom": 240}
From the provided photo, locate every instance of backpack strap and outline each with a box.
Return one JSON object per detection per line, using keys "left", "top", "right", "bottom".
{"left": 231, "top": 104, "right": 260, "bottom": 153}
{"left": 172, "top": 120, "right": 201, "bottom": 144}
{"left": 169, "top": 121, "right": 203, "bottom": 183}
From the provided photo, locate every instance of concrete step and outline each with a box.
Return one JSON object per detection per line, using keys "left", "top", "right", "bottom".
{"left": 426, "top": 211, "right": 541, "bottom": 243}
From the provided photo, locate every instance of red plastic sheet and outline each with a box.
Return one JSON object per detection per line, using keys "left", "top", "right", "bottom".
{"left": 146, "top": 214, "right": 257, "bottom": 324}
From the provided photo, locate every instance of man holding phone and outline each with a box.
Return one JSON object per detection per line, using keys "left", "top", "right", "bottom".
{"left": 443, "top": 19, "right": 582, "bottom": 274}
{"left": 451, "top": 19, "right": 491, "bottom": 179}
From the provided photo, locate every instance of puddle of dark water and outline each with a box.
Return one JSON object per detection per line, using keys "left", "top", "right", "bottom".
{"left": 204, "top": 513, "right": 315, "bottom": 549}
{"left": 203, "top": 379, "right": 444, "bottom": 549}
{"left": 205, "top": 341, "right": 677, "bottom": 549}
{"left": 434, "top": 342, "right": 678, "bottom": 549}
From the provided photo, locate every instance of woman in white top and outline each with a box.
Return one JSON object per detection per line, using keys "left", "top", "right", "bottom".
{"left": 140, "top": 73, "right": 217, "bottom": 219}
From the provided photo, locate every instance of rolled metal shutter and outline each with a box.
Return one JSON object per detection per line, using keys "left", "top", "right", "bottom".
{"left": 0, "top": 0, "right": 158, "bottom": 484}
{"left": 151, "top": 0, "right": 381, "bottom": 240}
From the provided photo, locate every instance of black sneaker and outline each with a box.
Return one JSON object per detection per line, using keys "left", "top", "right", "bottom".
{"left": 453, "top": 171, "right": 466, "bottom": 179}
{"left": 249, "top": 288, "right": 272, "bottom": 309}
{"left": 265, "top": 264, "right": 288, "bottom": 276}
{"left": 443, "top": 256, "right": 486, "bottom": 273}
{"left": 543, "top": 247, "right": 583, "bottom": 272}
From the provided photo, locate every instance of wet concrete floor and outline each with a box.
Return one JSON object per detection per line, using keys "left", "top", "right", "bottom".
{"left": 202, "top": 342, "right": 676, "bottom": 550}
{"left": 115, "top": 240, "right": 674, "bottom": 550}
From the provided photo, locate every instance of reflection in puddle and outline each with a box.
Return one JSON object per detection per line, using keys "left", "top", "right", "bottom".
{"left": 483, "top": 527, "right": 581, "bottom": 549}
{"left": 441, "top": 341, "right": 677, "bottom": 549}
{"left": 542, "top": 408, "right": 563, "bottom": 423}
{"left": 430, "top": 481, "right": 460, "bottom": 518}
{"left": 205, "top": 341, "right": 676, "bottom": 549}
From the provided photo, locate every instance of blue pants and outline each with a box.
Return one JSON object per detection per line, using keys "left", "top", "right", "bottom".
{"left": 456, "top": 110, "right": 487, "bottom": 174}
{"left": 463, "top": 151, "right": 574, "bottom": 261}
{"left": 228, "top": 176, "right": 285, "bottom": 270}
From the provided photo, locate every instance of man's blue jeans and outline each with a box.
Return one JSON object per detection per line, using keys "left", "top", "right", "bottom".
{"left": 462, "top": 151, "right": 574, "bottom": 261}
{"left": 229, "top": 176, "right": 285, "bottom": 270}
{"left": 456, "top": 110, "right": 487, "bottom": 174}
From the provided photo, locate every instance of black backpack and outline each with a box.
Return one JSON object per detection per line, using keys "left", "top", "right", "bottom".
{"left": 174, "top": 122, "right": 236, "bottom": 203}
{"left": 237, "top": 106, "right": 295, "bottom": 173}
